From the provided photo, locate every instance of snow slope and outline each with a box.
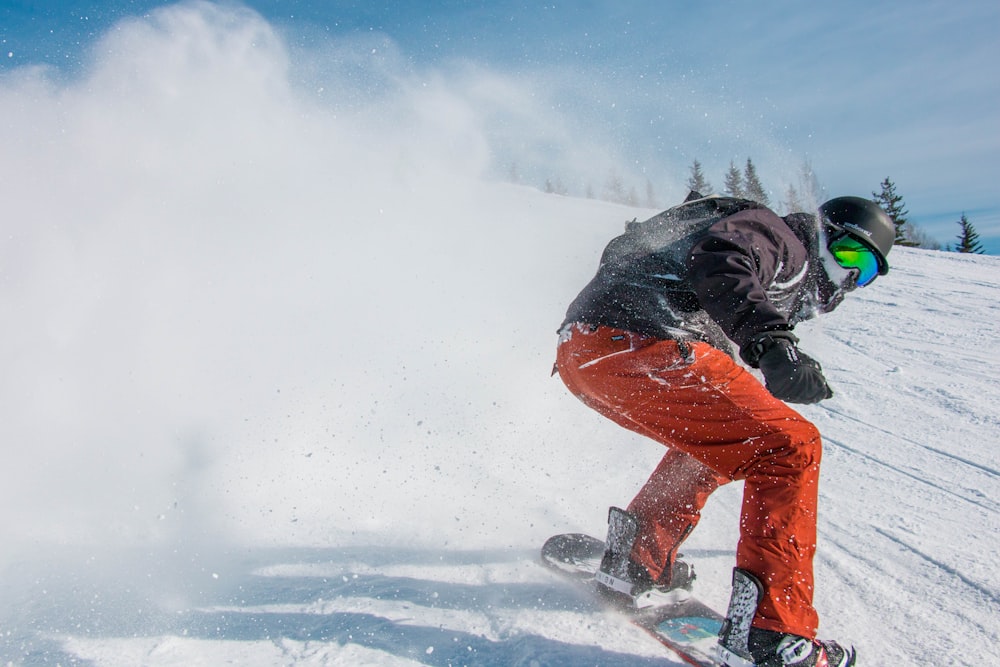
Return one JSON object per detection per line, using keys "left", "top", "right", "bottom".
{"left": 2, "top": 182, "right": 998, "bottom": 666}
{"left": 2, "top": 4, "right": 999, "bottom": 666}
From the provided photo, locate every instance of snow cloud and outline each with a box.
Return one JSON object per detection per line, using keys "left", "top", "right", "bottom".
{"left": 0, "top": 2, "right": 540, "bottom": 553}
{"left": 2, "top": 1, "right": 685, "bottom": 568}
{"left": 0, "top": 1, "right": 808, "bottom": 567}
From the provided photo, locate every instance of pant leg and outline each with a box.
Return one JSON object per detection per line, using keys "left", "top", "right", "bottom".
{"left": 556, "top": 325, "right": 822, "bottom": 638}
{"left": 627, "top": 447, "right": 730, "bottom": 583}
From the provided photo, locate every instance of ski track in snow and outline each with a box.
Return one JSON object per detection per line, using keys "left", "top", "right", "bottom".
{"left": 799, "top": 247, "right": 1000, "bottom": 667}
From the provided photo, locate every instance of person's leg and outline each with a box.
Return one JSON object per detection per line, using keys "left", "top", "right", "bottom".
{"left": 556, "top": 325, "right": 822, "bottom": 637}
{"left": 627, "top": 447, "right": 729, "bottom": 583}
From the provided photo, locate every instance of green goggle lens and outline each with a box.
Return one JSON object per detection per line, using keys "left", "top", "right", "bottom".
{"left": 829, "top": 236, "right": 880, "bottom": 286}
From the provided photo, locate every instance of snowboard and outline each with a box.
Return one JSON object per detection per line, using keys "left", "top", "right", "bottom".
{"left": 541, "top": 533, "right": 732, "bottom": 667}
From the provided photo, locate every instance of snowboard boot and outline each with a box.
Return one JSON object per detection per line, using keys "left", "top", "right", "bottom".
{"left": 717, "top": 568, "right": 856, "bottom": 667}
{"left": 747, "top": 629, "right": 856, "bottom": 667}
{"left": 595, "top": 507, "right": 695, "bottom": 608}
{"left": 718, "top": 568, "right": 764, "bottom": 666}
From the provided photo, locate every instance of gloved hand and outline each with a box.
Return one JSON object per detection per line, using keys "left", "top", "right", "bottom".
{"left": 741, "top": 332, "right": 833, "bottom": 404}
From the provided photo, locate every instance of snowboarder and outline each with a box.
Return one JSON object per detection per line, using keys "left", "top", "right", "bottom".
{"left": 554, "top": 192, "right": 894, "bottom": 666}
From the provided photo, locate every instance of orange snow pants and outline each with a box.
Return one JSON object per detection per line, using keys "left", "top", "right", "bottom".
{"left": 556, "top": 324, "right": 822, "bottom": 638}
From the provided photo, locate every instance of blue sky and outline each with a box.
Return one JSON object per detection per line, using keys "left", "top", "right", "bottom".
{"left": 3, "top": 0, "right": 998, "bottom": 252}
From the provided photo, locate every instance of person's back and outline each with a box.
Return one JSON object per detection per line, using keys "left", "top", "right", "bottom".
{"left": 562, "top": 193, "right": 759, "bottom": 346}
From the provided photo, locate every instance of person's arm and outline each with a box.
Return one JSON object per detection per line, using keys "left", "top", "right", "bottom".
{"left": 686, "top": 209, "right": 832, "bottom": 404}
{"left": 686, "top": 208, "right": 795, "bottom": 349}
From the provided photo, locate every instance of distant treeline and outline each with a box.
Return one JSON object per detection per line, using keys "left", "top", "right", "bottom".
{"left": 527, "top": 158, "right": 984, "bottom": 254}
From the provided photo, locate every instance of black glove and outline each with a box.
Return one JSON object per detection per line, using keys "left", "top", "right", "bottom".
{"left": 741, "top": 332, "right": 833, "bottom": 404}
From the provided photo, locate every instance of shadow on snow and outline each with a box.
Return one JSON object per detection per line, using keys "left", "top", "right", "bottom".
{"left": 1, "top": 545, "right": 676, "bottom": 666}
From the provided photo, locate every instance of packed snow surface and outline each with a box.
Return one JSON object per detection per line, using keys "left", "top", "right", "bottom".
{"left": 3, "top": 183, "right": 998, "bottom": 665}
{"left": 1, "top": 4, "right": 998, "bottom": 666}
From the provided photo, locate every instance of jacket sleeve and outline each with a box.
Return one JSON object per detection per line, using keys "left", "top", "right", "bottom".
{"left": 685, "top": 208, "right": 803, "bottom": 349}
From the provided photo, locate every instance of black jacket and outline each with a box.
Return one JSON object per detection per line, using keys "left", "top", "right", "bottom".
{"left": 561, "top": 195, "right": 837, "bottom": 356}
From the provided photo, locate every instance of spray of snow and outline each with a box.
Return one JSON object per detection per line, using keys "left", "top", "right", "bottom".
{"left": 2, "top": 4, "right": 998, "bottom": 665}
{"left": 0, "top": 1, "right": 661, "bottom": 557}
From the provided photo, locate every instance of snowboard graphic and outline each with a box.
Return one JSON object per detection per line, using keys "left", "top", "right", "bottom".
{"left": 541, "top": 533, "right": 729, "bottom": 667}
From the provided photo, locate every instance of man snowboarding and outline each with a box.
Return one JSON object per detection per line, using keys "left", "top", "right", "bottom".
{"left": 554, "top": 192, "right": 894, "bottom": 666}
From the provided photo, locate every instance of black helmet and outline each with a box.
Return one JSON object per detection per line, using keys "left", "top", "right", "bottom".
{"left": 819, "top": 196, "right": 893, "bottom": 275}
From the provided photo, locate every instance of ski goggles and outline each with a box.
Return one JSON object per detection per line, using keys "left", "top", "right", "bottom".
{"left": 828, "top": 234, "right": 881, "bottom": 287}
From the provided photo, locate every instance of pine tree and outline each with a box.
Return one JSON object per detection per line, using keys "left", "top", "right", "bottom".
{"left": 743, "top": 158, "right": 769, "bottom": 205}
{"left": 603, "top": 169, "right": 626, "bottom": 204}
{"left": 783, "top": 184, "right": 803, "bottom": 214}
{"left": 872, "top": 177, "right": 910, "bottom": 245}
{"left": 686, "top": 160, "right": 712, "bottom": 196}
{"left": 905, "top": 224, "right": 942, "bottom": 251}
{"left": 543, "top": 177, "right": 568, "bottom": 195}
{"left": 955, "top": 213, "right": 985, "bottom": 254}
{"left": 723, "top": 161, "right": 744, "bottom": 198}
{"left": 645, "top": 179, "right": 659, "bottom": 208}
{"left": 508, "top": 162, "right": 522, "bottom": 183}
{"left": 798, "top": 159, "right": 825, "bottom": 209}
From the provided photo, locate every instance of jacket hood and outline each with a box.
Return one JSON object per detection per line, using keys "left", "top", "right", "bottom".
{"left": 783, "top": 212, "right": 853, "bottom": 317}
